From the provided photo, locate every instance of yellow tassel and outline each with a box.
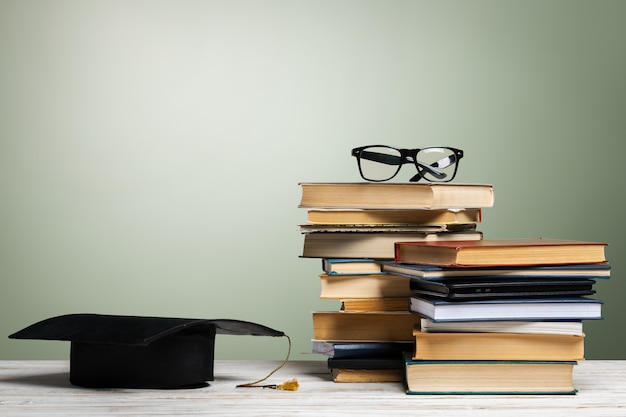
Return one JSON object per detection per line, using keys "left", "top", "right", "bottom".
{"left": 276, "top": 378, "right": 299, "bottom": 391}
{"left": 236, "top": 335, "right": 298, "bottom": 391}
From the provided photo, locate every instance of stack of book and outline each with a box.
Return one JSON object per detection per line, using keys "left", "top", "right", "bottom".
{"left": 385, "top": 238, "right": 610, "bottom": 394}
{"left": 298, "top": 182, "right": 495, "bottom": 382}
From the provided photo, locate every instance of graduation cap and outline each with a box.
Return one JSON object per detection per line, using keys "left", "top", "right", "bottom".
{"left": 9, "top": 313, "right": 293, "bottom": 389}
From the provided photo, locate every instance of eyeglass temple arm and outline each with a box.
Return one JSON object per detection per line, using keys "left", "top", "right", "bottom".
{"left": 409, "top": 154, "right": 458, "bottom": 181}
{"left": 357, "top": 150, "right": 446, "bottom": 178}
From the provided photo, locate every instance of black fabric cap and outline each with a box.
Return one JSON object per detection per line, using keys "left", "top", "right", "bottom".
{"left": 9, "top": 314, "right": 285, "bottom": 389}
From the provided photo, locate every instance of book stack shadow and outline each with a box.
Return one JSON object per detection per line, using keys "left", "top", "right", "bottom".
{"left": 387, "top": 238, "right": 610, "bottom": 394}
{"left": 297, "top": 182, "right": 494, "bottom": 382}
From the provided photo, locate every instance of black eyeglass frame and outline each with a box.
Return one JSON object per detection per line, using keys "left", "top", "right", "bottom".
{"left": 351, "top": 145, "right": 464, "bottom": 182}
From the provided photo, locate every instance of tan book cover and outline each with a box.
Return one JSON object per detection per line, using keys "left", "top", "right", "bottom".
{"left": 312, "top": 311, "right": 418, "bottom": 342}
{"left": 395, "top": 238, "right": 608, "bottom": 267}
{"left": 299, "top": 182, "right": 494, "bottom": 210}
{"left": 412, "top": 329, "right": 584, "bottom": 361}
{"left": 319, "top": 274, "right": 410, "bottom": 299}
{"left": 404, "top": 359, "right": 576, "bottom": 394}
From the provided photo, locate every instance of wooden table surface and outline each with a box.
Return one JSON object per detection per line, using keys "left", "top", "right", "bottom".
{"left": 1, "top": 360, "right": 625, "bottom": 416}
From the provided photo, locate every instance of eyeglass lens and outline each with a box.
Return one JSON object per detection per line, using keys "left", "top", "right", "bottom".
{"left": 415, "top": 147, "right": 458, "bottom": 182}
{"left": 357, "top": 146, "right": 403, "bottom": 181}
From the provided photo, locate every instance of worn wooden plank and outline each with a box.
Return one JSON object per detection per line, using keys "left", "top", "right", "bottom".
{"left": 1, "top": 361, "right": 625, "bottom": 416}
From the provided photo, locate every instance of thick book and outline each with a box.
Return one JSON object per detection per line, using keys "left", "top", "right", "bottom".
{"left": 319, "top": 274, "right": 411, "bottom": 299}
{"left": 305, "top": 208, "right": 483, "bottom": 225}
{"left": 311, "top": 311, "right": 419, "bottom": 342}
{"left": 298, "top": 182, "right": 494, "bottom": 210}
{"left": 404, "top": 356, "right": 577, "bottom": 395}
{"left": 394, "top": 238, "right": 608, "bottom": 267}
{"left": 302, "top": 230, "right": 483, "bottom": 259}
{"left": 419, "top": 318, "right": 584, "bottom": 336}
{"left": 312, "top": 340, "right": 413, "bottom": 359}
{"left": 409, "top": 296, "right": 603, "bottom": 322}
{"left": 409, "top": 277, "right": 596, "bottom": 300}
{"left": 322, "top": 258, "right": 383, "bottom": 275}
{"left": 411, "top": 329, "right": 584, "bottom": 361}
{"left": 381, "top": 261, "right": 612, "bottom": 280}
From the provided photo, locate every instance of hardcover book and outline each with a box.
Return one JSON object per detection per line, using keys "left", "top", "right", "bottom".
{"left": 409, "top": 296, "right": 603, "bottom": 322}
{"left": 404, "top": 356, "right": 577, "bottom": 395}
{"left": 328, "top": 357, "right": 404, "bottom": 370}
{"left": 340, "top": 298, "right": 409, "bottom": 312}
{"left": 419, "top": 318, "right": 584, "bottom": 336}
{"left": 411, "top": 329, "right": 584, "bottom": 361}
{"left": 311, "top": 311, "right": 419, "bottom": 342}
{"left": 331, "top": 368, "right": 404, "bottom": 383}
{"left": 302, "top": 230, "right": 482, "bottom": 259}
{"left": 299, "top": 182, "right": 494, "bottom": 210}
{"left": 381, "top": 261, "right": 612, "bottom": 280}
{"left": 322, "top": 258, "right": 383, "bottom": 275}
{"left": 329, "top": 357, "right": 405, "bottom": 383}
{"left": 319, "top": 274, "right": 411, "bottom": 299}
{"left": 394, "top": 238, "right": 608, "bottom": 267}
{"left": 312, "top": 340, "right": 413, "bottom": 359}
{"left": 409, "top": 277, "right": 596, "bottom": 300}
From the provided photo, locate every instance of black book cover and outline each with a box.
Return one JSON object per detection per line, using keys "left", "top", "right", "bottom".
{"left": 328, "top": 356, "right": 405, "bottom": 370}
{"left": 410, "top": 278, "right": 595, "bottom": 300}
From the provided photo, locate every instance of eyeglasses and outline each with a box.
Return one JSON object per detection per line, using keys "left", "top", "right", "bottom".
{"left": 351, "top": 145, "right": 464, "bottom": 182}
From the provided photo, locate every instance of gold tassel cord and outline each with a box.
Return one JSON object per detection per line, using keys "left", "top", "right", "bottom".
{"left": 236, "top": 334, "right": 298, "bottom": 391}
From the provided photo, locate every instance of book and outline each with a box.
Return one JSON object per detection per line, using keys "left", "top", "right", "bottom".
{"left": 305, "top": 208, "right": 483, "bottom": 225}
{"left": 331, "top": 368, "right": 404, "bottom": 383}
{"left": 409, "top": 277, "right": 596, "bottom": 300}
{"left": 419, "top": 318, "right": 584, "bottom": 336}
{"left": 300, "top": 223, "right": 476, "bottom": 233}
{"left": 328, "top": 357, "right": 404, "bottom": 370}
{"left": 311, "top": 311, "right": 419, "bottom": 341}
{"left": 329, "top": 357, "right": 404, "bottom": 383}
{"left": 341, "top": 298, "right": 408, "bottom": 312}
{"left": 302, "top": 231, "right": 483, "bottom": 259}
{"left": 409, "top": 296, "right": 603, "bottom": 322}
{"left": 322, "top": 258, "right": 382, "bottom": 275}
{"left": 312, "top": 340, "right": 413, "bottom": 359}
{"left": 319, "top": 274, "right": 411, "bottom": 299}
{"left": 404, "top": 356, "right": 577, "bottom": 394}
{"left": 411, "top": 329, "right": 584, "bottom": 361}
{"left": 381, "top": 261, "right": 612, "bottom": 280}
{"left": 394, "top": 238, "right": 608, "bottom": 267}
{"left": 298, "top": 182, "right": 494, "bottom": 210}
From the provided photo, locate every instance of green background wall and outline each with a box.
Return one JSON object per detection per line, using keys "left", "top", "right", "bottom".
{"left": 1, "top": 0, "right": 624, "bottom": 360}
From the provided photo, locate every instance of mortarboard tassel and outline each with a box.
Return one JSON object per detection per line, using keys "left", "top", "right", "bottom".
{"left": 236, "top": 334, "right": 298, "bottom": 391}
